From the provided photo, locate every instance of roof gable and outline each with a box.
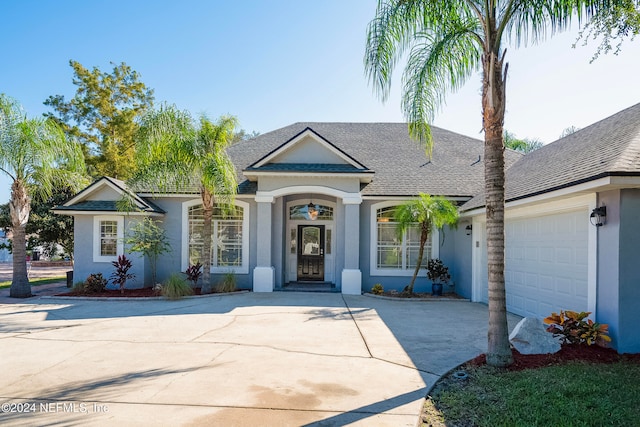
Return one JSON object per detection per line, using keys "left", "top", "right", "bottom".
{"left": 249, "top": 127, "right": 369, "bottom": 170}
{"left": 56, "top": 177, "right": 164, "bottom": 215}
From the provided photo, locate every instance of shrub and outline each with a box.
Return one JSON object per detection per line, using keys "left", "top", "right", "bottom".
{"left": 426, "top": 259, "right": 451, "bottom": 284}
{"left": 371, "top": 283, "right": 384, "bottom": 295}
{"left": 110, "top": 254, "right": 135, "bottom": 294}
{"left": 161, "top": 274, "right": 193, "bottom": 300}
{"left": 185, "top": 262, "right": 203, "bottom": 288}
{"left": 84, "top": 273, "right": 107, "bottom": 294}
{"left": 544, "top": 310, "right": 611, "bottom": 347}
{"left": 216, "top": 272, "right": 236, "bottom": 293}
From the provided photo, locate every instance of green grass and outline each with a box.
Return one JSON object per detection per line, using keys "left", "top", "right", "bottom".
{"left": 425, "top": 361, "right": 640, "bottom": 427}
{"left": 0, "top": 276, "right": 66, "bottom": 289}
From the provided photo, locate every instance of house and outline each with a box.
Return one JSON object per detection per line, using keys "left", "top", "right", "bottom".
{"left": 54, "top": 103, "right": 640, "bottom": 353}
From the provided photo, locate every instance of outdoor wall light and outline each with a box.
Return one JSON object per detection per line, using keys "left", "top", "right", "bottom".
{"left": 465, "top": 224, "right": 473, "bottom": 235}
{"left": 590, "top": 206, "right": 607, "bottom": 227}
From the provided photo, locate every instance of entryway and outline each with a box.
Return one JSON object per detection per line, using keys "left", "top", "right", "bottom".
{"left": 297, "top": 225, "right": 324, "bottom": 281}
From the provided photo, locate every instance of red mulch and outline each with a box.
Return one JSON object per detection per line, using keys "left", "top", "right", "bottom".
{"left": 469, "top": 344, "right": 640, "bottom": 371}
{"left": 55, "top": 287, "right": 216, "bottom": 297}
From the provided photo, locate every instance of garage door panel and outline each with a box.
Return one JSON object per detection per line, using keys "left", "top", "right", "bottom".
{"left": 480, "top": 209, "right": 589, "bottom": 318}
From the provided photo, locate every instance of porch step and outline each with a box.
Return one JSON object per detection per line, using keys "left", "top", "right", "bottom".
{"left": 280, "top": 282, "right": 339, "bottom": 293}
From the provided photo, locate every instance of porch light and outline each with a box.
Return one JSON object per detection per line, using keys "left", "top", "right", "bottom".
{"left": 465, "top": 224, "right": 472, "bottom": 235}
{"left": 307, "top": 201, "right": 318, "bottom": 221}
{"left": 590, "top": 206, "right": 607, "bottom": 227}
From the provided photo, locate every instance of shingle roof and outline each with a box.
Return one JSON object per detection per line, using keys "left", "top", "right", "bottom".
{"left": 54, "top": 200, "right": 121, "bottom": 212}
{"left": 229, "top": 123, "right": 523, "bottom": 197}
{"left": 245, "top": 163, "right": 371, "bottom": 173}
{"left": 54, "top": 177, "right": 166, "bottom": 214}
{"left": 462, "top": 103, "right": 640, "bottom": 210}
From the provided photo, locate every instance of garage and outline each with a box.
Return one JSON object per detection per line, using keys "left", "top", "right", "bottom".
{"left": 479, "top": 209, "right": 589, "bottom": 319}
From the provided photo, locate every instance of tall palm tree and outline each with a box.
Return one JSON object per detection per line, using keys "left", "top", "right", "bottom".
{"left": 365, "top": 0, "right": 621, "bottom": 367}
{"left": 395, "top": 194, "right": 459, "bottom": 294}
{"left": 132, "top": 105, "right": 238, "bottom": 293}
{"left": 0, "top": 94, "right": 86, "bottom": 298}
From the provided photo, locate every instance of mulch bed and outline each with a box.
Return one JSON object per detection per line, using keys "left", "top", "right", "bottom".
{"left": 54, "top": 287, "right": 243, "bottom": 297}
{"left": 377, "top": 291, "right": 464, "bottom": 299}
{"left": 468, "top": 344, "right": 640, "bottom": 371}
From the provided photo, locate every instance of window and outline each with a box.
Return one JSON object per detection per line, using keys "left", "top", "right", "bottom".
{"left": 289, "top": 204, "right": 333, "bottom": 221}
{"left": 184, "top": 201, "right": 249, "bottom": 274}
{"left": 371, "top": 203, "right": 437, "bottom": 276}
{"left": 93, "top": 216, "right": 124, "bottom": 262}
{"left": 100, "top": 221, "right": 118, "bottom": 256}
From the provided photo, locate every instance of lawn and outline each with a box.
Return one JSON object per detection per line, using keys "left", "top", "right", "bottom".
{"left": 0, "top": 277, "right": 66, "bottom": 289}
{"left": 422, "top": 360, "right": 640, "bottom": 426}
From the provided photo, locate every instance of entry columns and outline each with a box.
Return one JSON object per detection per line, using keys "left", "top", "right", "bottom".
{"left": 253, "top": 196, "right": 274, "bottom": 292}
{"left": 341, "top": 198, "right": 362, "bottom": 294}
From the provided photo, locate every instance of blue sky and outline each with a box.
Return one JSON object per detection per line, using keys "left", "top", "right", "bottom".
{"left": 2, "top": 0, "right": 640, "bottom": 204}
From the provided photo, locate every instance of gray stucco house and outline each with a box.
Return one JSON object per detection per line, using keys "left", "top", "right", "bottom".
{"left": 54, "top": 103, "right": 640, "bottom": 353}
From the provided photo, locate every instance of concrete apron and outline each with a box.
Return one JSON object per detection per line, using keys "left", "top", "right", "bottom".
{"left": 0, "top": 292, "right": 520, "bottom": 426}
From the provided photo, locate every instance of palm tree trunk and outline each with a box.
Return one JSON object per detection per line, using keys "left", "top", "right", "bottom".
{"left": 9, "top": 180, "right": 32, "bottom": 298}
{"left": 407, "top": 223, "right": 429, "bottom": 294}
{"left": 201, "top": 189, "right": 213, "bottom": 294}
{"left": 482, "top": 42, "right": 513, "bottom": 367}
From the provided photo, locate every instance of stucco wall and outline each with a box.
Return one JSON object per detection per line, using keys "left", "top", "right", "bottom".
{"left": 73, "top": 215, "right": 146, "bottom": 289}
{"left": 618, "top": 189, "right": 640, "bottom": 352}
{"left": 440, "top": 222, "right": 473, "bottom": 299}
{"left": 257, "top": 176, "right": 361, "bottom": 193}
{"left": 596, "top": 189, "right": 640, "bottom": 353}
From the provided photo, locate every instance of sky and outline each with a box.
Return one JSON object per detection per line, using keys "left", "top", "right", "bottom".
{"left": 1, "top": 0, "right": 640, "bottom": 204}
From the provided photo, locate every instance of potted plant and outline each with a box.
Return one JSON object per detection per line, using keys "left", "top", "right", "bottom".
{"left": 425, "top": 258, "right": 450, "bottom": 296}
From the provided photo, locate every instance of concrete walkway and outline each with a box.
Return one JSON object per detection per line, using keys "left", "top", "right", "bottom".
{"left": 0, "top": 292, "right": 520, "bottom": 426}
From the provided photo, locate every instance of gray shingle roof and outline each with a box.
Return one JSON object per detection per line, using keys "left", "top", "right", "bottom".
{"left": 54, "top": 200, "right": 121, "bottom": 212}
{"left": 462, "top": 103, "right": 640, "bottom": 210}
{"left": 55, "top": 177, "right": 166, "bottom": 214}
{"left": 229, "top": 123, "right": 522, "bottom": 197}
{"left": 245, "top": 163, "right": 372, "bottom": 173}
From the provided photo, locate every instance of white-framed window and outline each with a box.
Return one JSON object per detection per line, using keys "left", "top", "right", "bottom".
{"left": 370, "top": 201, "right": 438, "bottom": 276}
{"left": 182, "top": 199, "right": 249, "bottom": 274}
{"left": 93, "top": 215, "right": 124, "bottom": 263}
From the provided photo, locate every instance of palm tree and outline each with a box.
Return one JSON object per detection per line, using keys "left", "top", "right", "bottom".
{"left": 0, "top": 94, "right": 86, "bottom": 298}
{"left": 365, "top": 0, "right": 621, "bottom": 367}
{"left": 132, "top": 105, "right": 238, "bottom": 293}
{"left": 395, "top": 194, "right": 459, "bottom": 294}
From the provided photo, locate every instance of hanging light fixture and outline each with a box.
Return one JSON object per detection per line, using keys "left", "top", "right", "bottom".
{"left": 307, "top": 201, "right": 318, "bottom": 221}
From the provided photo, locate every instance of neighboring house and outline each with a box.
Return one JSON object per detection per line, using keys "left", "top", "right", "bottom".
{"left": 54, "top": 103, "right": 640, "bottom": 353}
{"left": 0, "top": 230, "right": 12, "bottom": 262}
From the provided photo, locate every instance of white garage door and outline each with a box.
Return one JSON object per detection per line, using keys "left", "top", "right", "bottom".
{"left": 480, "top": 209, "right": 589, "bottom": 318}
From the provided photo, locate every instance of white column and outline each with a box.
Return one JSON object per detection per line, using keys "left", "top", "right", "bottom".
{"left": 341, "top": 200, "right": 362, "bottom": 295}
{"left": 253, "top": 196, "right": 274, "bottom": 292}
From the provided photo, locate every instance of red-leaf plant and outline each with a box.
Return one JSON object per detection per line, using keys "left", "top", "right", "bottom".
{"left": 185, "top": 262, "right": 203, "bottom": 288}
{"left": 110, "top": 254, "right": 136, "bottom": 294}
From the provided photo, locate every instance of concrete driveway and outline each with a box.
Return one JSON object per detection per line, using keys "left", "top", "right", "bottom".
{"left": 0, "top": 292, "right": 520, "bottom": 426}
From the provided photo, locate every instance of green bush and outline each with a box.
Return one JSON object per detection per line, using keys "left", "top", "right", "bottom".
{"left": 161, "top": 274, "right": 194, "bottom": 300}
{"left": 216, "top": 272, "right": 237, "bottom": 293}
{"left": 84, "top": 273, "right": 107, "bottom": 294}
{"left": 371, "top": 283, "right": 384, "bottom": 295}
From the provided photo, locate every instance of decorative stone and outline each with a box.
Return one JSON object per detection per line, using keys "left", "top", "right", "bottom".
{"left": 509, "top": 317, "right": 561, "bottom": 355}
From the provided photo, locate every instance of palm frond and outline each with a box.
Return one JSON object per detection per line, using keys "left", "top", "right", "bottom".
{"left": 402, "top": 17, "right": 481, "bottom": 155}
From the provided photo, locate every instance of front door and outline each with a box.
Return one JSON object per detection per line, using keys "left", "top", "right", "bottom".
{"left": 297, "top": 225, "right": 324, "bottom": 281}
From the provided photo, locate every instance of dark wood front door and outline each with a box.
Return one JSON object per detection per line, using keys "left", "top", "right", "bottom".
{"left": 297, "top": 225, "right": 324, "bottom": 281}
